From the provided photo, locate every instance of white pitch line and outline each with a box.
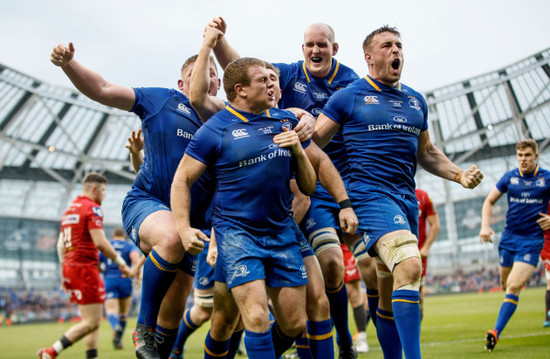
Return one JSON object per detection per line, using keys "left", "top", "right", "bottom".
{"left": 423, "top": 331, "right": 550, "bottom": 346}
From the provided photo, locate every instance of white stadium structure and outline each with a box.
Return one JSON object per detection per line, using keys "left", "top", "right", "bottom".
{"left": 0, "top": 48, "right": 549, "bottom": 288}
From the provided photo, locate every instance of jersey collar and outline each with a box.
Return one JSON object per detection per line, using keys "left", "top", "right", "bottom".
{"left": 225, "top": 104, "right": 270, "bottom": 122}
{"left": 519, "top": 164, "right": 539, "bottom": 177}
{"left": 364, "top": 75, "right": 401, "bottom": 92}
{"left": 303, "top": 59, "right": 340, "bottom": 84}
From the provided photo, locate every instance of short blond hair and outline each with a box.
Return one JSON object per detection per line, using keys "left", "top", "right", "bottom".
{"left": 516, "top": 139, "right": 538, "bottom": 154}
{"left": 223, "top": 57, "right": 274, "bottom": 101}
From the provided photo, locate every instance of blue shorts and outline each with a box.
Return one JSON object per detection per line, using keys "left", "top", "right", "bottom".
{"left": 122, "top": 187, "right": 170, "bottom": 249}
{"left": 213, "top": 221, "right": 307, "bottom": 290}
{"left": 105, "top": 278, "right": 133, "bottom": 299}
{"left": 498, "top": 232, "right": 543, "bottom": 267}
{"left": 351, "top": 188, "right": 418, "bottom": 254}
{"left": 303, "top": 195, "right": 340, "bottom": 233}
{"left": 194, "top": 240, "right": 214, "bottom": 290}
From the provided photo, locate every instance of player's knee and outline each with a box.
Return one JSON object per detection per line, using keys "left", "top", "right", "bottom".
{"left": 82, "top": 316, "right": 102, "bottom": 333}
{"left": 377, "top": 233, "right": 420, "bottom": 272}
{"left": 375, "top": 257, "right": 393, "bottom": 279}
{"left": 309, "top": 228, "right": 340, "bottom": 255}
{"left": 306, "top": 290, "right": 330, "bottom": 320}
{"left": 279, "top": 313, "right": 306, "bottom": 338}
{"left": 318, "top": 251, "right": 344, "bottom": 286}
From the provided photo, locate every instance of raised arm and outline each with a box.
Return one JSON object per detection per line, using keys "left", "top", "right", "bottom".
{"left": 125, "top": 129, "right": 144, "bottom": 174}
{"left": 170, "top": 154, "right": 210, "bottom": 255}
{"left": 209, "top": 16, "right": 241, "bottom": 70}
{"left": 417, "top": 130, "right": 483, "bottom": 189}
{"left": 50, "top": 42, "right": 135, "bottom": 110}
{"left": 479, "top": 187, "right": 503, "bottom": 243}
{"left": 189, "top": 26, "right": 226, "bottom": 122}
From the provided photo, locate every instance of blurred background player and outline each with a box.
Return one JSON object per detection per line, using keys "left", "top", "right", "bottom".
{"left": 99, "top": 227, "right": 144, "bottom": 349}
{"left": 415, "top": 188, "right": 440, "bottom": 319}
{"left": 543, "top": 209, "right": 550, "bottom": 328}
{"left": 341, "top": 243, "right": 369, "bottom": 353}
{"left": 480, "top": 139, "right": 550, "bottom": 351}
{"left": 37, "top": 172, "right": 131, "bottom": 359}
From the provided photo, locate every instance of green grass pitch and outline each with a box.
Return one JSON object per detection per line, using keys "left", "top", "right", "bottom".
{"left": 2, "top": 287, "right": 549, "bottom": 358}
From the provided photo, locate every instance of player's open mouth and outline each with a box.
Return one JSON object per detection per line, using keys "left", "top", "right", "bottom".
{"left": 391, "top": 59, "right": 400, "bottom": 70}
{"left": 311, "top": 57, "right": 322, "bottom": 63}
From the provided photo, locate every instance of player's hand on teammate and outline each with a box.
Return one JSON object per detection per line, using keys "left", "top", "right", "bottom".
{"left": 179, "top": 227, "right": 209, "bottom": 255}
{"left": 50, "top": 42, "right": 75, "bottom": 67}
{"left": 125, "top": 129, "right": 143, "bottom": 154}
{"left": 273, "top": 128, "right": 302, "bottom": 154}
{"left": 479, "top": 226, "right": 496, "bottom": 243}
{"left": 537, "top": 213, "right": 550, "bottom": 231}
{"left": 294, "top": 112, "right": 315, "bottom": 142}
{"left": 339, "top": 208, "right": 358, "bottom": 234}
{"left": 457, "top": 164, "right": 484, "bottom": 189}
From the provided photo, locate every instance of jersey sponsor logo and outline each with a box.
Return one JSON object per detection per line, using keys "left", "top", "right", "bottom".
{"left": 346, "top": 269, "right": 358, "bottom": 277}
{"left": 232, "top": 128, "right": 249, "bottom": 139}
{"left": 176, "top": 129, "right": 193, "bottom": 139}
{"left": 92, "top": 206, "right": 104, "bottom": 218}
{"left": 311, "top": 108, "right": 323, "bottom": 116}
{"left": 536, "top": 178, "right": 546, "bottom": 187}
{"left": 363, "top": 95, "right": 380, "bottom": 105}
{"left": 511, "top": 177, "right": 519, "bottom": 185}
{"left": 298, "top": 239, "right": 310, "bottom": 252}
{"left": 510, "top": 196, "right": 543, "bottom": 204}
{"left": 390, "top": 99, "right": 403, "bottom": 108}
{"left": 408, "top": 97, "right": 421, "bottom": 110}
{"left": 300, "top": 265, "right": 307, "bottom": 279}
{"left": 293, "top": 82, "right": 307, "bottom": 94}
{"left": 238, "top": 148, "right": 291, "bottom": 167}
{"left": 177, "top": 103, "right": 192, "bottom": 115}
{"left": 393, "top": 116, "right": 408, "bottom": 123}
{"left": 521, "top": 192, "right": 530, "bottom": 198}
{"left": 393, "top": 215, "right": 406, "bottom": 224}
{"left": 61, "top": 214, "right": 80, "bottom": 226}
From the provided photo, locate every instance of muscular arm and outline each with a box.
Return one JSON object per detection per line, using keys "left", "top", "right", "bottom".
{"left": 209, "top": 17, "right": 241, "bottom": 70}
{"left": 290, "top": 179, "right": 311, "bottom": 224}
{"left": 417, "top": 130, "right": 483, "bottom": 188}
{"left": 90, "top": 229, "right": 121, "bottom": 261}
{"left": 419, "top": 213, "right": 440, "bottom": 257}
{"left": 189, "top": 26, "right": 226, "bottom": 121}
{"left": 170, "top": 154, "right": 210, "bottom": 254}
{"left": 312, "top": 113, "right": 340, "bottom": 149}
{"left": 50, "top": 42, "right": 135, "bottom": 110}
{"left": 479, "top": 187, "right": 503, "bottom": 243}
{"left": 274, "top": 130, "right": 316, "bottom": 195}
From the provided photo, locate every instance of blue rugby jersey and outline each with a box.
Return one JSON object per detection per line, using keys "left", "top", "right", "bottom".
{"left": 129, "top": 87, "right": 214, "bottom": 228}
{"left": 185, "top": 105, "right": 311, "bottom": 234}
{"left": 99, "top": 239, "right": 139, "bottom": 279}
{"left": 274, "top": 59, "right": 359, "bottom": 179}
{"left": 496, "top": 165, "right": 550, "bottom": 238}
{"left": 321, "top": 76, "right": 428, "bottom": 196}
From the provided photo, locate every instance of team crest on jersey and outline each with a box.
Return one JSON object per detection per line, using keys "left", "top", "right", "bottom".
{"left": 199, "top": 277, "right": 209, "bottom": 286}
{"left": 536, "top": 177, "right": 546, "bottom": 187}
{"left": 521, "top": 192, "right": 530, "bottom": 198}
{"left": 311, "top": 108, "right": 323, "bottom": 116}
{"left": 393, "top": 215, "right": 406, "bottom": 224}
{"left": 390, "top": 99, "right": 403, "bottom": 108}
{"left": 511, "top": 177, "right": 519, "bottom": 185}
{"left": 92, "top": 206, "right": 104, "bottom": 218}
{"left": 523, "top": 253, "right": 531, "bottom": 262}
{"left": 393, "top": 116, "right": 408, "bottom": 123}
{"left": 282, "top": 122, "right": 293, "bottom": 131}
{"left": 293, "top": 82, "right": 307, "bottom": 94}
{"left": 363, "top": 95, "right": 380, "bottom": 105}
{"left": 305, "top": 218, "right": 316, "bottom": 230}
{"left": 177, "top": 103, "right": 192, "bottom": 115}
{"left": 408, "top": 97, "right": 421, "bottom": 110}
{"left": 232, "top": 128, "right": 249, "bottom": 139}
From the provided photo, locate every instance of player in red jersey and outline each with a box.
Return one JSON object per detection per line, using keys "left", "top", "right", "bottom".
{"left": 37, "top": 172, "right": 131, "bottom": 359}
{"left": 415, "top": 188, "right": 440, "bottom": 319}
{"left": 542, "top": 203, "right": 550, "bottom": 328}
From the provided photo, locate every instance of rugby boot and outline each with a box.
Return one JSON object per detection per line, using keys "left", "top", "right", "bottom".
{"left": 113, "top": 328, "right": 124, "bottom": 349}
{"left": 338, "top": 345, "right": 357, "bottom": 359}
{"left": 168, "top": 348, "right": 183, "bottom": 359}
{"left": 133, "top": 324, "right": 160, "bottom": 359}
{"left": 484, "top": 329, "right": 498, "bottom": 352}
{"left": 37, "top": 347, "right": 57, "bottom": 359}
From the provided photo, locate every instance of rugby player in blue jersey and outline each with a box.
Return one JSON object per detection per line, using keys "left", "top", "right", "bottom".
{"left": 313, "top": 26, "right": 483, "bottom": 359}
{"left": 50, "top": 43, "right": 222, "bottom": 359}
{"left": 99, "top": 228, "right": 144, "bottom": 350}
{"left": 210, "top": 17, "right": 363, "bottom": 358}
{"left": 171, "top": 55, "right": 358, "bottom": 358}
{"left": 480, "top": 139, "right": 550, "bottom": 352}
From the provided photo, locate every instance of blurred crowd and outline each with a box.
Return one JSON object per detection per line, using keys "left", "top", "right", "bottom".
{"left": 424, "top": 265, "right": 546, "bottom": 294}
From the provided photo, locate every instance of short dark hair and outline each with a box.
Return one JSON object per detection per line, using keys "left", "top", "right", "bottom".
{"left": 82, "top": 172, "right": 107, "bottom": 185}
{"left": 181, "top": 55, "right": 218, "bottom": 77}
{"left": 112, "top": 227, "right": 126, "bottom": 238}
{"left": 516, "top": 139, "right": 538, "bottom": 154}
{"left": 362, "top": 25, "right": 401, "bottom": 53}
{"left": 223, "top": 57, "right": 271, "bottom": 101}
